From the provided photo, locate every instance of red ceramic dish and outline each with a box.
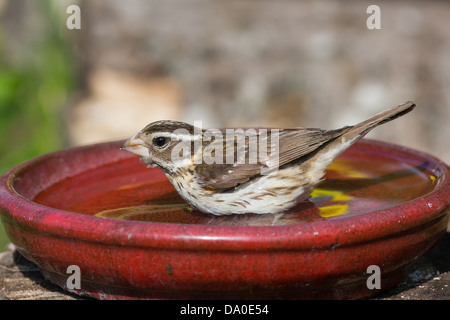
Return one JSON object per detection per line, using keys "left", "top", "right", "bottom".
{"left": 0, "top": 139, "right": 449, "bottom": 299}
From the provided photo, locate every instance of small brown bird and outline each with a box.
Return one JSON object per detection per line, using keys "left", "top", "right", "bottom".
{"left": 121, "top": 101, "right": 415, "bottom": 215}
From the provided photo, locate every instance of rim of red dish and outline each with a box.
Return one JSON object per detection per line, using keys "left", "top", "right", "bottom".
{"left": 0, "top": 139, "right": 449, "bottom": 252}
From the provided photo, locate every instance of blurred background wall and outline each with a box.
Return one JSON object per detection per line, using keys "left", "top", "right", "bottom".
{"left": 0, "top": 0, "right": 449, "bottom": 247}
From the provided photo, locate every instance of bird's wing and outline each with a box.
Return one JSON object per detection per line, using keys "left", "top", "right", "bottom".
{"left": 274, "top": 127, "right": 347, "bottom": 169}
{"left": 193, "top": 101, "right": 416, "bottom": 191}
{"left": 194, "top": 127, "right": 346, "bottom": 190}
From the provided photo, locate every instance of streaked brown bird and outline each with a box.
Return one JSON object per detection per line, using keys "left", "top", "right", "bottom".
{"left": 121, "top": 101, "right": 415, "bottom": 215}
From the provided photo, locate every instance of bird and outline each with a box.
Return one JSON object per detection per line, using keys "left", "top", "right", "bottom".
{"left": 121, "top": 101, "right": 415, "bottom": 215}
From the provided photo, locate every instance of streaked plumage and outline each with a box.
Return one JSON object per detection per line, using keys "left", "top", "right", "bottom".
{"left": 121, "top": 101, "right": 415, "bottom": 215}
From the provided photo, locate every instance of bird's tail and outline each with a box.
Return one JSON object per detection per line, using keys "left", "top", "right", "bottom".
{"left": 342, "top": 101, "right": 416, "bottom": 140}
{"left": 308, "top": 101, "right": 416, "bottom": 174}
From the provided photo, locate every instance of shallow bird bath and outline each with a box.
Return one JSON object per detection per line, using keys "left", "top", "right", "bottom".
{"left": 0, "top": 139, "right": 449, "bottom": 299}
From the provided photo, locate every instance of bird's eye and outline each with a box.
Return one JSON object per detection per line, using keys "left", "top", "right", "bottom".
{"left": 153, "top": 136, "right": 168, "bottom": 148}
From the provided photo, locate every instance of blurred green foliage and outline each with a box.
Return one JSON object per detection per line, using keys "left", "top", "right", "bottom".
{"left": 0, "top": 1, "right": 74, "bottom": 249}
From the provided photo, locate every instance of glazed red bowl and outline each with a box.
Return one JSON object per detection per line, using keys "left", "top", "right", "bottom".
{"left": 0, "top": 139, "right": 449, "bottom": 299}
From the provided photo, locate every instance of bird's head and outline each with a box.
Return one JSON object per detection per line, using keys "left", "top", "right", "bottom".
{"left": 121, "top": 120, "right": 199, "bottom": 173}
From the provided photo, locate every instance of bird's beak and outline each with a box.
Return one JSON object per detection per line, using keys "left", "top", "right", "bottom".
{"left": 120, "top": 133, "right": 150, "bottom": 157}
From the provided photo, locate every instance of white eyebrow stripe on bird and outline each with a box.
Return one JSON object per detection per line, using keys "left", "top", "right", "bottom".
{"left": 148, "top": 131, "right": 203, "bottom": 142}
